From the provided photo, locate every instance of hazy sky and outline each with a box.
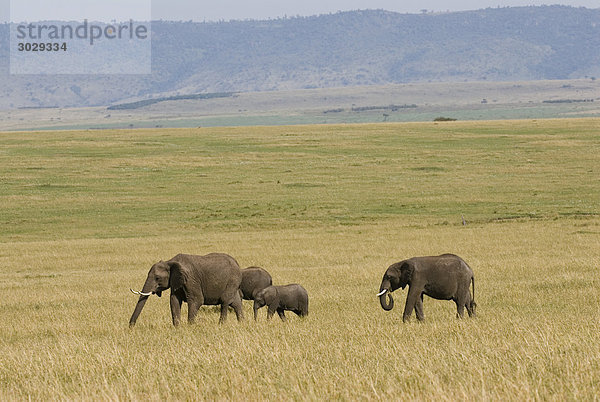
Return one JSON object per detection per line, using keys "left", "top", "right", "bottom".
{"left": 4, "top": 0, "right": 599, "bottom": 22}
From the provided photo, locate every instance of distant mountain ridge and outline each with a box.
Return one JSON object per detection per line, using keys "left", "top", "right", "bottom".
{"left": 1, "top": 5, "right": 599, "bottom": 108}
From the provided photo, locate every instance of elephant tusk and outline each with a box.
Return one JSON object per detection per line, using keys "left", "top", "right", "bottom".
{"left": 130, "top": 288, "right": 152, "bottom": 296}
{"left": 376, "top": 289, "right": 388, "bottom": 297}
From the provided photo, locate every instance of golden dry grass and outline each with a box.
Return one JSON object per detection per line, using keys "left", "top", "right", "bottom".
{"left": 0, "top": 119, "right": 599, "bottom": 399}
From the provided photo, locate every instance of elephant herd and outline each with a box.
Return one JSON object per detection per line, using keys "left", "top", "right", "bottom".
{"left": 129, "top": 253, "right": 308, "bottom": 327}
{"left": 129, "top": 252, "right": 475, "bottom": 327}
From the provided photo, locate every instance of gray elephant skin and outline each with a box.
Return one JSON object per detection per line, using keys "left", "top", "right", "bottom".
{"left": 377, "top": 253, "right": 476, "bottom": 322}
{"left": 240, "top": 266, "right": 273, "bottom": 320}
{"left": 254, "top": 284, "right": 309, "bottom": 321}
{"left": 129, "top": 253, "right": 244, "bottom": 327}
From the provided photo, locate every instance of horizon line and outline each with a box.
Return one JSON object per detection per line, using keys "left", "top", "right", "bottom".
{"left": 3, "top": 4, "right": 598, "bottom": 24}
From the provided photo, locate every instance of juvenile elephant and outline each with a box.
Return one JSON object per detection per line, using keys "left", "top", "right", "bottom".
{"left": 254, "top": 284, "right": 308, "bottom": 321}
{"left": 240, "top": 266, "right": 273, "bottom": 320}
{"left": 377, "top": 253, "right": 476, "bottom": 322}
{"left": 129, "top": 253, "right": 244, "bottom": 327}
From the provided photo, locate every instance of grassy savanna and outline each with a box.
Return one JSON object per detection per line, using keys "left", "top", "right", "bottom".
{"left": 0, "top": 120, "right": 599, "bottom": 399}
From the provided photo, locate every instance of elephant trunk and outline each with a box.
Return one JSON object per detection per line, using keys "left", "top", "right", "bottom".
{"left": 253, "top": 300, "right": 259, "bottom": 321}
{"left": 378, "top": 281, "right": 394, "bottom": 311}
{"left": 129, "top": 276, "right": 154, "bottom": 327}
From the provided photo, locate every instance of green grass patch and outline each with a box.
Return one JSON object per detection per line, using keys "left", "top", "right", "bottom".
{"left": 1, "top": 120, "right": 599, "bottom": 241}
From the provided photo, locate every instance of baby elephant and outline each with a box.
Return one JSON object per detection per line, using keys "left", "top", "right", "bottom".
{"left": 377, "top": 253, "right": 476, "bottom": 322}
{"left": 254, "top": 284, "right": 309, "bottom": 321}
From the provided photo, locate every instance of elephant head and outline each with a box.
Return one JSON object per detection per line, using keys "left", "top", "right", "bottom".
{"left": 129, "top": 260, "right": 184, "bottom": 327}
{"left": 377, "top": 261, "right": 413, "bottom": 311}
{"left": 253, "top": 286, "right": 278, "bottom": 317}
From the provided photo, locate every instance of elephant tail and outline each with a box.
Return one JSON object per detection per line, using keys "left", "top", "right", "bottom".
{"left": 470, "top": 276, "right": 477, "bottom": 310}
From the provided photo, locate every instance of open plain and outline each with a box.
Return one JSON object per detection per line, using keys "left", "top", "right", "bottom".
{"left": 1, "top": 79, "right": 600, "bottom": 131}
{"left": 0, "top": 119, "right": 599, "bottom": 399}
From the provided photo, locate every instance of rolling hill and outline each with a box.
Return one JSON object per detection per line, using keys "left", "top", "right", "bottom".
{"left": 1, "top": 5, "right": 599, "bottom": 108}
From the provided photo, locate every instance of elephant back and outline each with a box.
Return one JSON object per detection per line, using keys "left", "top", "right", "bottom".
{"left": 171, "top": 253, "right": 242, "bottom": 304}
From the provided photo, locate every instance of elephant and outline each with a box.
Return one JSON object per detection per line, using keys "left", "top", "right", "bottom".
{"left": 129, "top": 253, "right": 244, "bottom": 327}
{"left": 240, "top": 266, "right": 273, "bottom": 320}
{"left": 377, "top": 253, "right": 476, "bottom": 322}
{"left": 254, "top": 284, "right": 308, "bottom": 321}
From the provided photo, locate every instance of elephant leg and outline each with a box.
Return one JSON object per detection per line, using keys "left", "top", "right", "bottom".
{"left": 403, "top": 285, "right": 422, "bottom": 322}
{"left": 219, "top": 303, "right": 230, "bottom": 324}
{"left": 230, "top": 296, "right": 244, "bottom": 322}
{"left": 187, "top": 300, "right": 201, "bottom": 324}
{"left": 455, "top": 296, "right": 466, "bottom": 319}
{"left": 266, "top": 305, "right": 277, "bottom": 320}
{"left": 414, "top": 293, "right": 425, "bottom": 321}
{"left": 277, "top": 309, "right": 287, "bottom": 322}
{"left": 170, "top": 294, "right": 183, "bottom": 326}
{"left": 465, "top": 302, "right": 473, "bottom": 317}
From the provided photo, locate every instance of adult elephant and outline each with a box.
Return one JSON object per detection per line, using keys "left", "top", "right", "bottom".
{"left": 240, "top": 266, "right": 273, "bottom": 320}
{"left": 129, "top": 253, "right": 244, "bottom": 327}
{"left": 377, "top": 253, "right": 476, "bottom": 322}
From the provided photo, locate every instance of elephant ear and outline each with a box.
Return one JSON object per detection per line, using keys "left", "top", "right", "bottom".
{"left": 399, "top": 261, "right": 414, "bottom": 288}
{"left": 168, "top": 261, "right": 186, "bottom": 292}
